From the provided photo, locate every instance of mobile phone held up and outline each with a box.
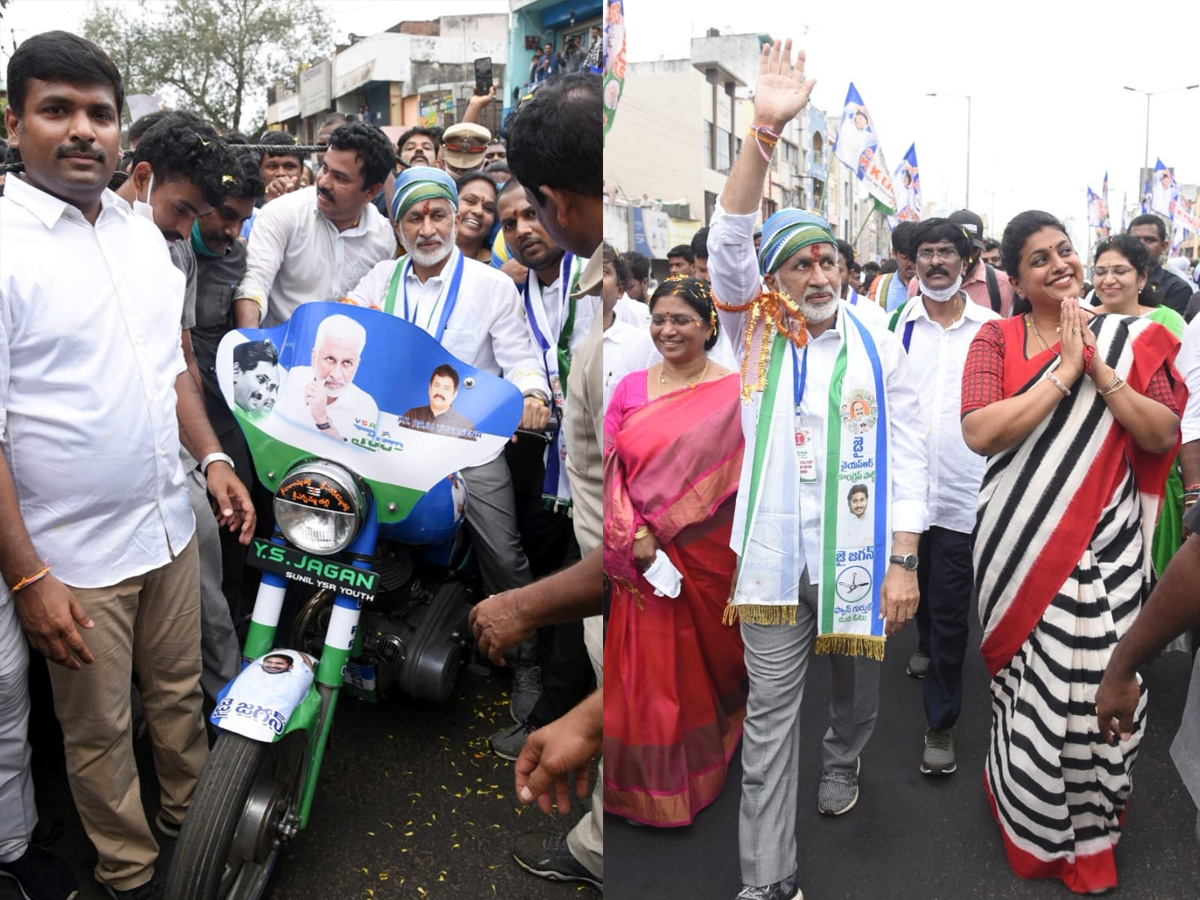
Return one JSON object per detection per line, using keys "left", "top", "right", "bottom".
{"left": 474, "top": 57, "right": 493, "bottom": 96}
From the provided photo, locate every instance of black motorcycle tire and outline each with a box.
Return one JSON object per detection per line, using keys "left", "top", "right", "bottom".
{"left": 163, "top": 732, "right": 300, "bottom": 900}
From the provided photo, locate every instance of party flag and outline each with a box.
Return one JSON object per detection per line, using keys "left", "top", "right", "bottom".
{"left": 832, "top": 83, "right": 895, "bottom": 213}
{"left": 602, "top": 1, "right": 626, "bottom": 141}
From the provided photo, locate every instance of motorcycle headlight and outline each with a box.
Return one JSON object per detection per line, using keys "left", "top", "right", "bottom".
{"left": 273, "top": 460, "right": 366, "bottom": 554}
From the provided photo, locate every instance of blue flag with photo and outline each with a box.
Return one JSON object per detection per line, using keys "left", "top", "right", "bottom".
{"left": 833, "top": 82, "right": 895, "bottom": 214}
{"left": 1151, "top": 158, "right": 1177, "bottom": 219}
{"left": 886, "top": 143, "right": 921, "bottom": 228}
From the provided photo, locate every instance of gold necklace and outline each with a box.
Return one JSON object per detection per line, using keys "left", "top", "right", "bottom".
{"left": 1025, "top": 314, "right": 1051, "bottom": 353}
{"left": 659, "top": 358, "right": 709, "bottom": 391}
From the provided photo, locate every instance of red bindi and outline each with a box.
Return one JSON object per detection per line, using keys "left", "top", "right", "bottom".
{"left": 421, "top": 201, "right": 430, "bottom": 216}
{"left": 809, "top": 245, "right": 822, "bottom": 262}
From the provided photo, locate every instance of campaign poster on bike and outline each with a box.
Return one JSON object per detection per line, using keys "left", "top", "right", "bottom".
{"left": 216, "top": 302, "right": 524, "bottom": 523}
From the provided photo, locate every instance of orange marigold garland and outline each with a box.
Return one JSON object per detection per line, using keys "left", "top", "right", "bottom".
{"left": 714, "top": 289, "right": 809, "bottom": 400}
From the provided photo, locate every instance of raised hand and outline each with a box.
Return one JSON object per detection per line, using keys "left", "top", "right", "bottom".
{"left": 753, "top": 39, "right": 817, "bottom": 131}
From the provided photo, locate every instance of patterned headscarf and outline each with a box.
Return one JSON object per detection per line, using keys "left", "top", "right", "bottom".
{"left": 390, "top": 167, "right": 458, "bottom": 221}
{"left": 758, "top": 208, "right": 837, "bottom": 276}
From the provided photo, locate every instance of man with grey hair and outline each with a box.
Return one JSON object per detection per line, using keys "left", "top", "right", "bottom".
{"left": 275, "top": 314, "right": 378, "bottom": 442}
{"left": 344, "top": 167, "right": 549, "bottom": 605}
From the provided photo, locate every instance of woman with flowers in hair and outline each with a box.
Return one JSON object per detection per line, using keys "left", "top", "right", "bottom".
{"left": 602, "top": 275, "right": 748, "bottom": 827}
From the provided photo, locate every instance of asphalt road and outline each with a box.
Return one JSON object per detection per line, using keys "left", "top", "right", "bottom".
{"left": 606, "top": 613, "right": 1200, "bottom": 900}
{"left": 32, "top": 659, "right": 597, "bottom": 900}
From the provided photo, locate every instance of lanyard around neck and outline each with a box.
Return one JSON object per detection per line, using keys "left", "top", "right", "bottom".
{"left": 382, "top": 250, "right": 465, "bottom": 342}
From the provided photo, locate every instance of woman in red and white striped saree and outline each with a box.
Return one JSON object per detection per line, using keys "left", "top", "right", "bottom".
{"left": 961, "top": 211, "right": 1185, "bottom": 895}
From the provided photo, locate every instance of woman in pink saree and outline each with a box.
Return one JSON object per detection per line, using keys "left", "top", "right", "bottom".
{"left": 603, "top": 276, "right": 748, "bottom": 826}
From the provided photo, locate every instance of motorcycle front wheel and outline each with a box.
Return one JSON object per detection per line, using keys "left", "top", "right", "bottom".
{"left": 164, "top": 731, "right": 305, "bottom": 900}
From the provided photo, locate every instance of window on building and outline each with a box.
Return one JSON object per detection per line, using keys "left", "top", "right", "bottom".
{"left": 702, "top": 120, "right": 713, "bottom": 170}
{"left": 715, "top": 125, "right": 732, "bottom": 174}
{"left": 704, "top": 190, "right": 718, "bottom": 225}
{"left": 812, "top": 132, "right": 825, "bottom": 167}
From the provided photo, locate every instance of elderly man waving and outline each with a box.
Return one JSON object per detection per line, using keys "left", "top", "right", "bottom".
{"left": 344, "top": 166, "right": 549, "bottom": 601}
{"left": 706, "top": 39, "right": 929, "bottom": 900}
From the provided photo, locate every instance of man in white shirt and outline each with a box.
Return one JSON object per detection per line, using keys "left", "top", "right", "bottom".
{"left": 276, "top": 314, "right": 380, "bottom": 441}
{"left": 602, "top": 244, "right": 656, "bottom": 412}
{"left": 233, "top": 121, "right": 396, "bottom": 328}
{"left": 496, "top": 177, "right": 598, "bottom": 504}
{"left": 344, "top": 167, "right": 548, "bottom": 598}
{"left": 0, "top": 31, "right": 254, "bottom": 900}
{"left": 706, "top": 40, "right": 928, "bottom": 900}
{"left": 885, "top": 217, "right": 999, "bottom": 776}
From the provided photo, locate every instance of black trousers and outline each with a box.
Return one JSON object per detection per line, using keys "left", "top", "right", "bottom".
{"left": 915, "top": 527, "right": 975, "bottom": 730}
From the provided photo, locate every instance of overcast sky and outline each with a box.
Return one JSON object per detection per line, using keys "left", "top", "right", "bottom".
{"left": 0, "top": 0, "right": 507, "bottom": 122}
{"left": 622, "top": 1, "right": 1200, "bottom": 248}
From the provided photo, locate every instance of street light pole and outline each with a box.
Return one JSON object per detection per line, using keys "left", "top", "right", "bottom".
{"left": 1123, "top": 83, "right": 1199, "bottom": 197}
{"left": 927, "top": 92, "right": 972, "bottom": 209}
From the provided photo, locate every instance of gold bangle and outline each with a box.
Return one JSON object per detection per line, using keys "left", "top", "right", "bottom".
{"left": 634, "top": 526, "right": 651, "bottom": 540}
{"left": 1097, "top": 373, "right": 1121, "bottom": 394}
{"left": 1099, "top": 377, "right": 1126, "bottom": 397}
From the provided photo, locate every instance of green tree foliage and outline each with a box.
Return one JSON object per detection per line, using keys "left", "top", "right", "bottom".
{"left": 82, "top": 0, "right": 331, "bottom": 132}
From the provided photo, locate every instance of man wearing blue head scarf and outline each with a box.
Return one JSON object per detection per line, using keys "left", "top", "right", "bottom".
{"left": 343, "top": 164, "right": 550, "bottom": 619}
{"left": 705, "top": 38, "right": 930, "bottom": 900}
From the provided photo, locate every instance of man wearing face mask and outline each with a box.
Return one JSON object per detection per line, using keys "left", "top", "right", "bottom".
{"left": 905, "top": 209, "right": 1015, "bottom": 317}
{"left": 114, "top": 110, "right": 252, "bottom": 709}
{"left": 886, "top": 217, "right": 998, "bottom": 776}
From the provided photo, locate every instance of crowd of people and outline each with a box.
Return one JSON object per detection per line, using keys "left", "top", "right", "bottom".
{"left": 529, "top": 24, "right": 605, "bottom": 84}
{"left": 0, "top": 29, "right": 604, "bottom": 900}
{"left": 601, "top": 37, "right": 1200, "bottom": 900}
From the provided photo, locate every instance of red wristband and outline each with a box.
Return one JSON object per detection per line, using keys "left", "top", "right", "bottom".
{"left": 1082, "top": 344, "right": 1097, "bottom": 374}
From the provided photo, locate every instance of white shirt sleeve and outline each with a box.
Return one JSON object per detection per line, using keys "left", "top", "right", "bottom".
{"left": 236, "top": 201, "right": 291, "bottom": 315}
{"left": 878, "top": 327, "right": 929, "bottom": 534}
{"left": 0, "top": 298, "right": 8, "bottom": 442}
{"left": 487, "top": 280, "right": 551, "bottom": 397}
{"left": 707, "top": 200, "right": 762, "bottom": 360}
{"left": 345, "top": 259, "right": 393, "bottom": 309}
{"left": 1180, "top": 315, "right": 1200, "bottom": 444}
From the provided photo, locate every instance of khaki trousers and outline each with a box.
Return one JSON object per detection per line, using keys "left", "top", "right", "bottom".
{"left": 47, "top": 535, "right": 207, "bottom": 890}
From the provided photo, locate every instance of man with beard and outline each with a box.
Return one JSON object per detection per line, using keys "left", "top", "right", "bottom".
{"left": 233, "top": 121, "right": 395, "bottom": 328}
{"left": 343, "top": 165, "right": 549, "bottom": 620}
{"left": 396, "top": 125, "right": 441, "bottom": 171}
{"left": 276, "top": 313, "right": 379, "bottom": 441}
{"left": 707, "top": 39, "right": 928, "bottom": 900}
{"left": 884, "top": 218, "right": 998, "bottom": 774}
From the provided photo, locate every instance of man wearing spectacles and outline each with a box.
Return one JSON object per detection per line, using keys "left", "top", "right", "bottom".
{"left": 887, "top": 218, "right": 999, "bottom": 777}
{"left": 905, "top": 209, "right": 1014, "bottom": 316}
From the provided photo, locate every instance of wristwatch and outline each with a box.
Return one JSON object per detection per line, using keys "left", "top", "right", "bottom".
{"left": 316, "top": 420, "right": 333, "bottom": 430}
{"left": 524, "top": 389, "right": 550, "bottom": 407}
{"left": 889, "top": 553, "right": 919, "bottom": 572}
{"left": 199, "top": 451, "right": 235, "bottom": 476}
